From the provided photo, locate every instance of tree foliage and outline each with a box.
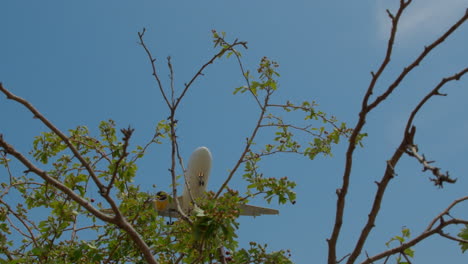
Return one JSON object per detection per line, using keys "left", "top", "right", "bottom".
{"left": 0, "top": 26, "right": 352, "bottom": 264}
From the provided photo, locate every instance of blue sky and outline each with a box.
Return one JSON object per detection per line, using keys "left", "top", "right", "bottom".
{"left": 1, "top": 1, "right": 468, "bottom": 263}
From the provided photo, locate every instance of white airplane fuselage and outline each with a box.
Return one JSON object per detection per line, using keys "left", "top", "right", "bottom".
{"left": 155, "top": 146, "right": 279, "bottom": 217}
{"left": 181, "top": 146, "right": 212, "bottom": 211}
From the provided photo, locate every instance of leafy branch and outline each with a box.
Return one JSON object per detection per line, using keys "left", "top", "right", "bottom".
{"left": 215, "top": 37, "right": 352, "bottom": 201}
{"left": 138, "top": 28, "right": 249, "bottom": 224}
{"left": 362, "top": 196, "right": 468, "bottom": 264}
{"left": 0, "top": 83, "right": 159, "bottom": 264}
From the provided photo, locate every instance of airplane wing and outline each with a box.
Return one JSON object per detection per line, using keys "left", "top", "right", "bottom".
{"left": 156, "top": 203, "right": 279, "bottom": 217}
{"left": 239, "top": 204, "right": 279, "bottom": 217}
{"left": 155, "top": 207, "right": 181, "bottom": 218}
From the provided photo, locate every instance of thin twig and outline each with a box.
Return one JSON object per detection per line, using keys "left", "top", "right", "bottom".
{"left": 367, "top": 8, "right": 468, "bottom": 112}
{"left": 0, "top": 198, "right": 38, "bottom": 247}
{"left": 169, "top": 114, "right": 192, "bottom": 224}
{"left": 173, "top": 39, "right": 247, "bottom": 111}
{"left": 426, "top": 196, "right": 468, "bottom": 231}
{"left": 168, "top": 56, "right": 176, "bottom": 104}
{"left": 215, "top": 90, "right": 271, "bottom": 198}
{"left": 138, "top": 28, "right": 171, "bottom": 108}
{"left": 404, "top": 67, "right": 468, "bottom": 134}
{"left": 175, "top": 139, "right": 196, "bottom": 206}
{"left": 130, "top": 130, "right": 162, "bottom": 164}
{"left": 438, "top": 230, "right": 468, "bottom": 244}
{"left": 106, "top": 127, "right": 134, "bottom": 195}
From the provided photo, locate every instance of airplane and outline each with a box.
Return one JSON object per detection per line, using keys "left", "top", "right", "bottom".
{"left": 153, "top": 146, "right": 279, "bottom": 217}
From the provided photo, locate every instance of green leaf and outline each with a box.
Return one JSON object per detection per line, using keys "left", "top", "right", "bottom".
{"left": 458, "top": 225, "right": 468, "bottom": 252}
{"left": 404, "top": 247, "right": 415, "bottom": 258}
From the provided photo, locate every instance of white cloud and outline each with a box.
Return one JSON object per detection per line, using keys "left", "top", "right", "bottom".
{"left": 375, "top": 0, "right": 468, "bottom": 43}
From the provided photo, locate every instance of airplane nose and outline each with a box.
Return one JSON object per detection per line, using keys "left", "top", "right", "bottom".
{"left": 195, "top": 146, "right": 211, "bottom": 156}
{"left": 193, "top": 147, "right": 213, "bottom": 164}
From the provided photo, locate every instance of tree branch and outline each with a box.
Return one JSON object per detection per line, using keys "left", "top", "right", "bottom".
{"left": 215, "top": 90, "right": 271, "bottom": 198}
{"left": 138, "top": 30, "right": 248, "bottom": 218}
{"left": 106, "top": 127, "right": 134, "bottom": 195}
{"left": 0, "top": 84, "right": 158, "bottom": 264}
{"left": 173, "top": 37, "right": 248, "bottom": 111}
{"left": 0, "top": 84, "right": 110, "bottom": 199}
{"left": 0, "top": 198, "right": 38, "bottom": 247}
{"left": 328, "top": 4, "right": 468, "bottom": 264}
{"left": 405, "top": 144, "right": 457, "bottom": 187}
{"left": 169, "top": 113, "right": 192, "bottom": 224}
{"left": 361, "top": 218, "right": 468, "bottom": 264}
{"left": 327, "top": 2, "right": 413, "bottom": 260}
{"left": 0, "top": 135, "right": 115, "bottom": 223}
{"left": 367, "top": 8, "right": 468, "bottom": 112}
{"left": 348, "top": 66, "right": 467, "bottom": 262}
{"left": 347, "top": 127, "right": 412, "bottom": 264}
{"left": 438, "top": 230, "right": 468, "bottom": 244}
{"left": 426, "top": 196, "right": 468, "bottom": 231}
{"left": 404, "top": 67, "right": 468, "bottom": 134}
{"left": 138, "top": 28, "right": 171, "bottom": 108}
{"left": 403, "top": 68, "right": 468, "bottom": 186}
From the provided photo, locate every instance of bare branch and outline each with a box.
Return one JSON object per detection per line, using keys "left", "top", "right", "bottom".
{"left": 173, "top": 38, "right": 248, "bottom": 111}
{"left": 326, "top": 0, "right": 410, "bottom": 257}
{"left": 367, "top": 8, "right": 468, "bottom": 112}
{"left": 347, "top": 128, "right": 410, "bottom": 264}
{"left": 175, "top": 139, "right": 196, "bottom": 207}
{"left": 337, "top": 253, "right": 351, "bottom": 264}
{"left": 129, "top": 129, "right": 162, "bottom": 164}
{"left": 168, "top": 56, "right": 176, "bottom": 104}
{"left": 400, "top": 68, "right": 468, "bottom": 187}
{"left": 438, "top": 230, "right": 468, "bottom": 244}
{"left": 215, "top": 90, "right": 271, "bottom": 198}
{"left": 328, "top": 4, "right": 468, "bottom": 264}
{"left": 138, "top": 28, "right": 171, "bottom": 108}
{"left": 361, "top": 0, "right": 412, "bottom": 111}
{"left": 406, "top": 144, "right": 457, "bottom": 187}
{"left": 168, "top": 115, "right": 192, "bottom": 224}
{"left": 327, "top": 1, "right": 410, "bottom": 254}
{"left": 426, "top": 196, "right": 468, "bottom": 231}
{"left": 405, "top": 67, "right": 468, "bottom": 134}
{"left": 401, "top": 251, "right": 412, "bottom": 264}
{"left": 347, "top": 68, "right": 467, "bottom": 264}
{"left": 64, "top": 223, "right": 104, "bottom": 233}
